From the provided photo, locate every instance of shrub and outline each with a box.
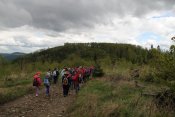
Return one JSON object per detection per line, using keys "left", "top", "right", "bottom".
{"left": 92, "top": 65, "right": 105, "bottom": 77}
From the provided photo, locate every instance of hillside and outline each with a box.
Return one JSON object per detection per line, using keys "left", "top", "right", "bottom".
{"left": 11, "top": 43, "right": 149, "bottom": 65}
{"left": 0, "top": 42, "right": 175, "bottom": 116}
{"left": 0, "top": 52, "right": 26, "bottom": 61}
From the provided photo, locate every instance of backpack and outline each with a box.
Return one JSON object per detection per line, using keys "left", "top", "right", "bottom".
{"left": 78, "top": 73, "right": 81, "bottom": 83}
{"left": 53, "top": 70, "right": 56, "bottom": 76}
{"left": 33, "top": 78, "right": 38, "bottom": 86}
{"left": 63, "top": 75, "right": 69, "bottom": 85}
{"left": 44, "top": 78, "right": 50, "bottom": 86}
{"left": 86, "top": 70, "right": 89, "bottom": 74}
{"left": 47, "top": 71, "right": 51, "bottom": 76}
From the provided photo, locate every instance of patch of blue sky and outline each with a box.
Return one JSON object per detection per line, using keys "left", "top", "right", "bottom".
{"left": 136, "top": 33, "right": 163, "bottom": 43}
{"left": 35, "top": 34, "right": 45, "bottom": 37}
{"left": 152, "top": 12, "right": 174, "bottom": 19}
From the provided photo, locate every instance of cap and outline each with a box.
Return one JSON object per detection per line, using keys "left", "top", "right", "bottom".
{"left": 36, "top": 72, "right": 40, "bottom": 75}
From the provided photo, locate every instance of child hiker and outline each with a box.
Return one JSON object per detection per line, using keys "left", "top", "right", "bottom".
{"left": 44, "top": 74, "right": 51, "bottom": 98}
{"left": 33, "top": 72, "right": 42, "bottom": 97}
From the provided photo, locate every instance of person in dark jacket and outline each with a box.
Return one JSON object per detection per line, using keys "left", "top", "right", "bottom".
{"left": 62, "top": 68, "right": 70, "bottom": 97}
{"left": 56, "top": 68, "right": 59, "bottom": 83}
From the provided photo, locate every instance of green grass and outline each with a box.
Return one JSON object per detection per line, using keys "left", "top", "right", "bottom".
{"left": 0, "top": 78, "right": 32, "bottom": 88}
{"left": 67, "top": 61, "right": 170, "bottom": 117}
{"left": 0, "top": 72, "right": 46, "bottom": 104}
{"left": 0, "top": 86, "right": 36, "bottom": 103}
{"left": 67, "top": 77, "right": 155, "bottom": 117}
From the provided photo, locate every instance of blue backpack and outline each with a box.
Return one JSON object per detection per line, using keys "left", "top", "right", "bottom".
{"left": 44, "top": 78, "right": 50, "bottom": 86}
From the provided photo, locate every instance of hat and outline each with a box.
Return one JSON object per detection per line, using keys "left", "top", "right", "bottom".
{"left": 36, "top": 72, "right": 40, "bottom": 75}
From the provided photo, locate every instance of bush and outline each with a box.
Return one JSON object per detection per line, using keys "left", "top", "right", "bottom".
{"left": 92, "top": 66, "right": 105, "bottom": 77}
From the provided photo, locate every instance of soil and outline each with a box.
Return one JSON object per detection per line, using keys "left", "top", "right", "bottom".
{"left": 0, "top": 82, "right": 78, "bottom": 117}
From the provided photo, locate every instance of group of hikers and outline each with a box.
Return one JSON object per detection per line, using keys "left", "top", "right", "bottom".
{"left": 32, "top": 66, "right": 94, "bottom": 98}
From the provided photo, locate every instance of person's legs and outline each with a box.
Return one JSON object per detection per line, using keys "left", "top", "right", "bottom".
{"left": 75, "top": 84, "right": 78, "bottom": 93}
{"left": 66, "top": 85, "right": 69, "bottom": 95}
{"left": 78, "top": 84, "right": 80, "bottom": 90}
{"left": 36, "top": 86, "right": 39, "bottom": 96}
{"left": 56, "top": 76, "right": 58, "bottom": 83}
{"left": 81, "top": 77, "right": 83, "bottom": 83}
{"left": 74, "top": 81, "right": 75, "bottom": 89}
{"left": 45, "top": 86, "right": 50, "bottom": 94}
{"left": 54, "top": 77, "right": 57, "bottom": 84}
{"left": 71, "top": 80, "right": 73, "bottom": 89}
{"left": 63, "top": 85, "right": 66, "bottom": 97}
{"left": 44, "top": 86, "right": 48, "bottom": 98}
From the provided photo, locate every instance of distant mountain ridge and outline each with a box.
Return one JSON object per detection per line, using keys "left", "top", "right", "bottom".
{"left": 0, "top": 52, "right": 26, "bottom": 61}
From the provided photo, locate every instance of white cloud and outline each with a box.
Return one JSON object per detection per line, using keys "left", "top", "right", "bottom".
{"left": 0, "top": 0, "right": 175, "bottom": 53}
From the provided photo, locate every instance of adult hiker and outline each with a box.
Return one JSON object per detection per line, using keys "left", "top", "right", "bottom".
{"left": 44, "top": 74, "right": 51, "bottom": 98}
{"left": 73, "top": 70, "right": 80, "bottom": 93}
{"left": 90, "top": 66, "right": 94, "bottom": 75}
{"left": 61, "top": 68, "right": 65, "bottom": 78}
{"left": 53, "top": 68, "right": 57, "bottom": 84}
{"left": 56, "top": 68, "right": 59, "bottom": 83}
{"left": 62, "top": 68, "right": 71, "bottom": 97}
{"left": 33, "top": 72, "right": 42, "bottom": 97}
{"left": 71, "top": 70, "right": 76, "bottom": 90}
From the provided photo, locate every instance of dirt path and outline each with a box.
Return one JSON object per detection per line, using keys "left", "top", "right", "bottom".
{"left": 0, "top": 82, "right": 78, "bottom": 117}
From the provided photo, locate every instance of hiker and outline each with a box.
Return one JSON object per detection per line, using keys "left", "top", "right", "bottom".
{"left": 71, "top": 70, "right": 76, "bottom": 90}
{"left": 83, "top": 67, "right": 86, "bottom": 83}
{"left": 86, "top": 67, "right": 91, "bottom": 81}
{"left": 44, "top": 74, "right": 51, "bottom": 98}
{"left": 53, "top": 68, "right": 57, "bottom": 84}
{"left": 46, "top": 69, "right": 52, "bottom": 85}
{"left": 73, "top": 70, "right": 80, "bottom": 93}
{"left": 80, "top": 67, "right": 84, "bottom": 83}
{"left": 33, "top": 72, "right": 42, "bottom": 97}
{"left": 90, "top": 66, "right": 94, "bottom": 75}
{"left": 62, "top": 68, "right": 71, "bottom": 97}
{"left": 61, "top": 68, "right": 66, "bottom": 78}
{"left": 56, "top": 68, "right": 59, "bottom": 83}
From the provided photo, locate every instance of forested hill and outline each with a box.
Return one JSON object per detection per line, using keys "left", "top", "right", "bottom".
{"left": 11, "top": 43, "right": 149, "bottom": 65}
{"left": 0, "top": 52, "right": 25, "bottom": 61}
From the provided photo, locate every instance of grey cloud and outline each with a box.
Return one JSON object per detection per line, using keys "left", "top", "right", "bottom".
{"left": 0, "top": 1, "right": 32, "bottom": 28}
{"left": 1, "top": 0, "right": 175, "bottom": 32}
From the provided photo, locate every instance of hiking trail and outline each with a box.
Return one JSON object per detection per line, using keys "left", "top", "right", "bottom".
{"left": 0, "top": 82, "right": 78, "bottom": 117}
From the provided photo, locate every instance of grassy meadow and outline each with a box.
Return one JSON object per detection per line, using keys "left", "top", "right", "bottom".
{"left": 67, "top": 61, "right": 173, "bottom": 117}
{"left": 0, "top": 58, "right": 174, "bottom": 116}
{"left": 0, "top": 71, "right": 46, "bottom": 103}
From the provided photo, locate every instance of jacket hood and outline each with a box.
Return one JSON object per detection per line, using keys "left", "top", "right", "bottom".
{"left": 33, "top": 75, "right": 39, "bottom": 78}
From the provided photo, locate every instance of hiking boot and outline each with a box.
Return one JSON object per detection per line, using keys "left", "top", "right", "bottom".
{"left": 44, "top": 94, "right": 47, "bottom": 98}
{"left": 36, "top": 94, "right": 38, "bottom": 97}
{"left": 48, "top": 94, "right": 51, "bottom": 97}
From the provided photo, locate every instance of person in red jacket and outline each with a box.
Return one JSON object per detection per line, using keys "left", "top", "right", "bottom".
{"left": 33, "top": 72, "right": 42, "bottom": 97}
{"left": 73, "top": 70, "right": 80, "bottom": 93}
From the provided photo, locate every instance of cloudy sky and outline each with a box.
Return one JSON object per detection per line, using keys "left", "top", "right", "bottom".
{"left": 0, "top": 0, "right": 175, "bottom": 53}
